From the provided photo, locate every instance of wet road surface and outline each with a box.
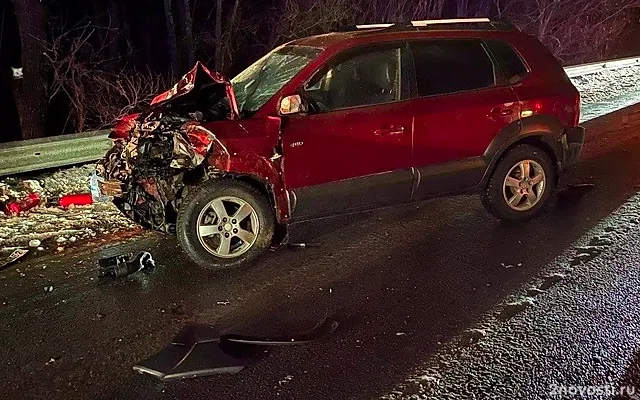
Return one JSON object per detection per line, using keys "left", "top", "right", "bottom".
{"left": 2, "top": 104, "right": 640, "bottom": 400}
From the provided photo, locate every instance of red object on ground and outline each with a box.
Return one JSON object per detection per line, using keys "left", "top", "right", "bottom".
{"left": 58, "top": 194, "right": 93, "bottom": 208}
{"left": 4, "top": 193, "right": 40, "bottom": 216}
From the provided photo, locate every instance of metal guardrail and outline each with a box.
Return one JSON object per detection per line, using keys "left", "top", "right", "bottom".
{"left": 0, "top": 130, "right": 111, "bottom": 176}
{"left": 0, "top": 56, "right": 638, "bottom": 177}
{"left": 564, "top": 56, "right": 640, "bottom": 78}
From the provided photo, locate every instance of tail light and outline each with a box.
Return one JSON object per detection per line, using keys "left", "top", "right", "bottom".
{"left": 573, "top": 90, "right": 581, "bottom": 126}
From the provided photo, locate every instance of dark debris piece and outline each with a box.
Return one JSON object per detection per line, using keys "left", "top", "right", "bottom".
{"left": 134, "top": 317, "right": 339, "bottom": 381}
{"left": 99, "top": 252, "right": 156, "bottom": 279}
{"left": 133, "top": 323, "right": 266, "bottom": 381}
{"left": 0, "top": 248, "right": 28, "bottom": 271}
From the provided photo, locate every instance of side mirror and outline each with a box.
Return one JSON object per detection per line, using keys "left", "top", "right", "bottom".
{"left": 279, "top": 94, "right": 306, "bottom": 116}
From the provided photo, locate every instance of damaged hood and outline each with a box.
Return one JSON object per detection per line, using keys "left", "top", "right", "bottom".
{"left": 151, "top": 62, "right": 240, "bottom": 121}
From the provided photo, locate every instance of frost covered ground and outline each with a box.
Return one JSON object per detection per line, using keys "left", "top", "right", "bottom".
{"left": 0, "top": 165, "right": 136, "bottom": 254}
{"left": 0, "top": 65, "right": 638, "bottom": 258}
{"left": 570, "top": 65, "right": 640, "bottom": 122}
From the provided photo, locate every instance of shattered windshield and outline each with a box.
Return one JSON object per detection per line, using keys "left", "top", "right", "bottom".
{"left": 231, "top": 45, "right": 322, "bottom": 115}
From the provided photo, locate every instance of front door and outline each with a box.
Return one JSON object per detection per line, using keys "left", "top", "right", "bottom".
{"left": 281, "top": 44, "right": 414, "bottom": 221}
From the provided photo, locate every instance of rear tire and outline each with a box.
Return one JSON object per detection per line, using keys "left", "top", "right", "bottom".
{"left": 177, "top": 179, "right": 275, "bottom": 270}
{"left": 482, "top": 144, "right": 556, "bottom": 221}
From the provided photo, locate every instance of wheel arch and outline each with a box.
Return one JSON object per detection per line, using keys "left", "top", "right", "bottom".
{"left": 223, "top": 173, "right": 289, "bottom": 246}
{"left": 481, "top": 115, "right": 564, "bottom": 188}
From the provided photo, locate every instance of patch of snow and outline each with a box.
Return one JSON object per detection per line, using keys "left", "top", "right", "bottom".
{"left": 0, "top": 165, "right": 136, "bottom": 249}
{"left": 570, "top": 65, "right": 640, "bottom": 122}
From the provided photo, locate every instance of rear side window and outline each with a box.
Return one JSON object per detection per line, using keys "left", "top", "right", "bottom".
{"left": 411, "top": 40, "right": 496, "bottom": 97}
{"left": 485, "top": 40, "right": 528, "bottom": 84}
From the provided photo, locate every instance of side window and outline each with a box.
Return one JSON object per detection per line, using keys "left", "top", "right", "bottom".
{"left": 485, "top": 40, "right": 529, "bottom": 84}
{"left": 412, "top": 40, "right": 496, "bottom": 97}
{"left": 305, "top": 47, "right": 402, "bottom": 112}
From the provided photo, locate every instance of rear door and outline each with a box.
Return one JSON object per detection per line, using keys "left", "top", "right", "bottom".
{"left": 409, "top": 39, "right": 521, "bottom": 197}
{"left": 281, "top": 44, "right": 414, "bottom": 221}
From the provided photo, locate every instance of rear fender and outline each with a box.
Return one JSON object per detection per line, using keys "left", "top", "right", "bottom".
{"left": 481, "top": 115, "right": 564, "bottom": 185}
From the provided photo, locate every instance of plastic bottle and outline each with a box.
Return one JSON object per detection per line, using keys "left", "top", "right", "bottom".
{"left": 4, "top": 193, "right": 41, "bottom": 216}
{"left": 58, "top": 193, "right": 93, "bottom": 208}
{"left": 90, "top": 172, "right": 111, "bottom": 203}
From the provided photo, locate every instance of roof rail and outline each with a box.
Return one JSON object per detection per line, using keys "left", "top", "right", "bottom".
{"left": 355, "top": 23, "right": 394, "bottom": 29}
{"left": 348, "top": 18, "right": 519, "bottom": 33}
{"left": 411, "top": 18, "right": 491, "bottom": 26}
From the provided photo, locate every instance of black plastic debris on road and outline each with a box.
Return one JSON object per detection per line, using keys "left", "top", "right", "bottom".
{"left": 0, "top": 248, "right": 28, "bottom": 271}
{"left": 133, "top": 317, "right": 339, "bottom": 381}
{"left": 98, "top": 252, "right": 156, "bottom": 279}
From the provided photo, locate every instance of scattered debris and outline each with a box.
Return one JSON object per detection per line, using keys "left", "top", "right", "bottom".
{"left": 133, "top": 317, "right": 338, "bottom": 381}
{"left": 396, "top": 332, "right": 407, "bottom": 336}
{"left": 45, "top": 357, "right": 56, "bottom": 365}
{"left": 287, "top": 243, "right": 307, "bottom": 249}
{"left": 0, "top": 165, "right": 137, "bottom": 249}
{"left": 278, "top": 375, "right": 294, "bottom": 386}
{"left": 97, "top": 63, "right": 235, "bottom": 233}
{"left": 57, "top": 193, "right": 93, "bottom": 208}
{"left": 44, "top": 286, "right": 54, "bottom": 292}
{"left": 98, "top": 252, "right": 156, "bottom": 279}
{"left": 3, "top": 193, "right": 41, "bottom": 216}
{"left": 0, "top": 248, "right": 28, "bottom": 270}
{"left": 216, "top": 301, "right": 230, "bottom": 306}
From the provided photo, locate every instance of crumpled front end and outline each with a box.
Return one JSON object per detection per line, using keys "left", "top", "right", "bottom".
{"left": 96, "top": 63, "right": 236, "bottom": 233}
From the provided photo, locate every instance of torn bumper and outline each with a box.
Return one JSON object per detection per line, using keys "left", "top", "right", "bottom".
{"left": 96, "top": 63, "right": 238, "bottom": 233}
{"left": 96, "top": 112, "right": 229, "bottom": 233}
{"left": 562, "top": 126, "right": 585, "bottom": 168}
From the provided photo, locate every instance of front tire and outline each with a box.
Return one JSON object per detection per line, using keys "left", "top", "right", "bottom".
{"left": 177, "top": 179, "right": 275, "bottom": 270}
{"left": 482, "top": 144, "right": 556, "bottom": 221}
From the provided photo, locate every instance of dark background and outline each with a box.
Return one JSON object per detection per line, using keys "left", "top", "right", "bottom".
{"left": 1, "top": 0, "right": 639, "bottom": 139}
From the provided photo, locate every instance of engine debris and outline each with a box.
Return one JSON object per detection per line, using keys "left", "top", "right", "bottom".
{"left": 98, "top": 251, "right": 156, "bottom": 278}
{"left": 97, "top": 63, "right": 235, "bottom": 233}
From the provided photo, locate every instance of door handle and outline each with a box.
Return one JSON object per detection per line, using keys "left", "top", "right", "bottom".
{"left": 488, "top": 107, "right": 513, "bottom": 118}
{"left": 375, "top": 125, "right": 406, "bottom": 136}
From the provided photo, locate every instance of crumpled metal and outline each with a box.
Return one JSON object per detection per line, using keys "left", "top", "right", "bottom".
{"left": 150, "top": 62, "right": 239, "bottom": 121}
{"left": 97, "top": 64, "right": 235, "bottom": 232}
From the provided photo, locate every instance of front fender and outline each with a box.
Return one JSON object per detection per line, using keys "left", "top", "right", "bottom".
{"left": 208, "top": 152, "right": 289, "bottom": 224}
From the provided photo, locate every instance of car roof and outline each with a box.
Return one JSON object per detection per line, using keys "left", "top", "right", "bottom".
{"left": 289, "top": 28, "right": 523, "bottom": 52}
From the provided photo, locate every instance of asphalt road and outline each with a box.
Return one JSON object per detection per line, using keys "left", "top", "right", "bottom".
{"left": 2, "top": 104, "right": 640, "bottom": 400}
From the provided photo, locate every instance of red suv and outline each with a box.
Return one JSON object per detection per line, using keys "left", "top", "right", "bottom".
{"left": 98, "top": 18, "right": 584, "bottom": 269}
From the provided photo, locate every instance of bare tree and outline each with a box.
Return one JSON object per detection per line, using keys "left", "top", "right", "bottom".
{"left": 176, "top": 0, "right": 195, "bottom": 70}
{"left": 265, "top": 0, "right": 353, "bottom": 48}
{"left": 355, "top": 0, "right": 446, "bottom": 22}
{"left": 12, "top": 0, "right": 48, "bottom": 139}
{"left": 215, "top": 0, "right": 223, "bottom": 70}
{"left": 43, "top": 21, "right": 166, "bottom": 132}
{"left": 488, "top": 0, "right": 640, "bottom": 64}
{"left": 164, "top": 0, "right": 179, "bottom": 78}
